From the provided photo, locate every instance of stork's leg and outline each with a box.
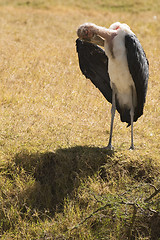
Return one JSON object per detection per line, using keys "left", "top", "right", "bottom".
{"left": 130, "top": 106, "right": 134, "bottom": 150}
{"left": 129, "top": 86, "right": 136, "bottom": 150}
{"left": 106, "top": 88, "right": 116, "bottom": 150}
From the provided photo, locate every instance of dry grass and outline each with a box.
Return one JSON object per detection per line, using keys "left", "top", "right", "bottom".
{"left": 0, "top": 0, "right": 160, "bottom": 239}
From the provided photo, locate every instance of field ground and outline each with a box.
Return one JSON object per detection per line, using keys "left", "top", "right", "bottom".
{"left": 0, "top": 0, "right": 160, "bottom": 239}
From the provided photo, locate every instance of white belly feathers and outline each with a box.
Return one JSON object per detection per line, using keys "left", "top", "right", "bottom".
{"left": 104, "top": 31, "right": 137, "bottom": 109}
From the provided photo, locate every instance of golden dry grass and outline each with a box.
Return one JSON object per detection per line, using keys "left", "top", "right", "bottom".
{"left": 0, "top": 5, "right": 160, "bottom": 158}
{"left": 0, "top": 1, "right": 160, "bottom": 239}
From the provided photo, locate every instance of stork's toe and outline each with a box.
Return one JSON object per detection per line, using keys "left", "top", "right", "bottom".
{"left": 104, "top": 144, "right": 114, "bottom": 151}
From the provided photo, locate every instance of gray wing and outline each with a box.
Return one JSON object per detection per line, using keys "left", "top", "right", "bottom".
{"left": 76, "top": 38, "right": 112, "bottom": 103}
{"left": 125, "top": 34, "right": 149, "bottom": 122}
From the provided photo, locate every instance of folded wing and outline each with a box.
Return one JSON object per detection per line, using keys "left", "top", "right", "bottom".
{"left": 125, "top": 34, "right": 149, "bottom": 122}
{"left": 76, "top": 38, "right": 112, "bottom": 103}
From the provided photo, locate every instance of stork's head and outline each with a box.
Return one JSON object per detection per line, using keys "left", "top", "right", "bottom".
{"left": 77, "top": 23, "right": 98, "bottom": 40}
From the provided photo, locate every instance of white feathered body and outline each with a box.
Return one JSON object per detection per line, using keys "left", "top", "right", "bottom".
{"left": 104, "top": 24, "right": 137, "bottom": 110}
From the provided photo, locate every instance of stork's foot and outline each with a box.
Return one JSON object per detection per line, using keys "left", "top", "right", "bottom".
{"left": 104, "top": 144, "right": 114, "bottom": 151}
{"left": 129, "top": 145, "right": 135, "bottom": 150}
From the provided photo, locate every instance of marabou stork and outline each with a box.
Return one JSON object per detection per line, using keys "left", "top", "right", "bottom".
{"left": 76, "top": 22, "right": 149, "bottom": 150}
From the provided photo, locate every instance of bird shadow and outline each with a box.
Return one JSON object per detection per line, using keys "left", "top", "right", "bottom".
{"left": 13, "top": 146, "right": 114, "bottom": 215}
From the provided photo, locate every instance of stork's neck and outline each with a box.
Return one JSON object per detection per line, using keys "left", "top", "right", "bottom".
{"left": 97, "top": 27, "right": 117, "bottom": 39}
{"left": 94, "top": 27, "right": 117, "bottom": 58}
{"left": 103, "top": 31, "right": 117, "bottom": 58}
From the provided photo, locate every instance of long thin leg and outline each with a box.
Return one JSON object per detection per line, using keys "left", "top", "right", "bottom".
{"left": 130, "top": 107, "right": 134, "bottom": 150}
{"left": 106, "top": 88, "right": 116, "bottom": 150}
{"left": 130, "top": 86, "right": 136, "bottom": 150}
